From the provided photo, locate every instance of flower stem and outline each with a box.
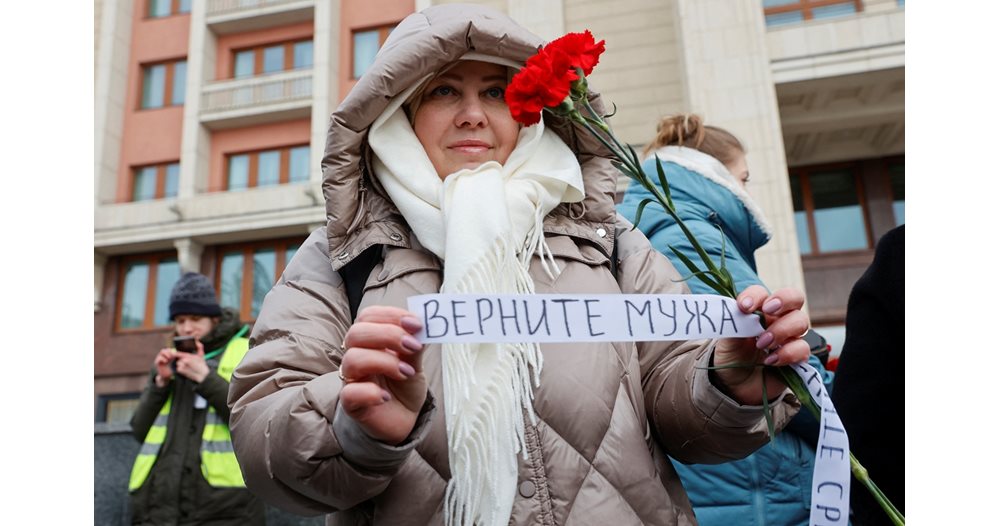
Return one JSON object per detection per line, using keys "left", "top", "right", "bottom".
{"left": 775, "top": 367, "right": 905, "bottom": 525}
{"left": 571, "top": 105, "right": 907, "bottom": 523}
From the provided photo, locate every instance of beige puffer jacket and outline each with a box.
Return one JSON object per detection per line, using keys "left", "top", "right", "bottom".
{"left": 227, "top": 5, "right": 799, "bottom": 525}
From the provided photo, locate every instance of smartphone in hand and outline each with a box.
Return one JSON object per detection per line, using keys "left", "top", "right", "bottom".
{"left": 173, "top": 336, "right": 198, "bottom": 353}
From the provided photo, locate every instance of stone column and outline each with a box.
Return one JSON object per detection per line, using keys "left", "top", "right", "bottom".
{"left": 179, "top": 0, "right": 213, "bottom": 199}
{"left": 174, "top": 238, "right": 205, "bottom": 273}
{"left": 94, "top": 0, "right": 133, "bottom": 206}
{"left": 313, "top": 0, "right": 340, "bottom": 187}
{"left": 673, "top": 0, "right": 806, "bottom": 296}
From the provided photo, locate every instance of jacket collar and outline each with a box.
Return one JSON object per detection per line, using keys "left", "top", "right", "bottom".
{"left": 647, "top": 146, "right": 772, "bottom": 239}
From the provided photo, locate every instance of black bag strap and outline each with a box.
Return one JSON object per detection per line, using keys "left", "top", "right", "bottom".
{"left": 610, "top": 235, "right": 619, "bottom": 278}
{"left": 340, "top": 245, "right": 382, "bottom": 321}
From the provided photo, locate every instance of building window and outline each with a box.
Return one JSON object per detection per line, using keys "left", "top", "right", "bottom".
{"left": 216, "top": 239, "right": 303, "bottom": 320}
{"left": 763, "top": 0, "right": 862, "bottom": 27}
{"left": 132, "top": 162, "right": 179, "bottom": 201}
{"left": 147, "top": 0, "right": 191, "bottom": 19}
{"left": 117, "top": 254, "right": 182, "bottom": 331}
{"left": 352, "top": 25, "right": 395, "bottom": 79}
{"left": 889, "top": 161, "right": 904, "bottom": 225}
{"left": 791, "top": 165, "right": 871, "bottom": 254}
{"left": 226, "top": 145, "right": 310, "bottom": 190}
{"left": 141, "top": 59, "right": 187, "bottom": 109}
{"left": 232, "top": 39, "right": 313, "bottom": 79}
{"left": 96, "top": 393, "right": 141, "bottom": 423}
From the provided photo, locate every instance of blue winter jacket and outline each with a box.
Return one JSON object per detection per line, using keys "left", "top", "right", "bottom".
{"left": 617, "top": 147, "right": 837, "bottom": 526}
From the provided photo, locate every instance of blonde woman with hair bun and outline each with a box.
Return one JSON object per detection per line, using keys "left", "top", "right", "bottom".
{"left": 618, "top": 114, "right": 841, "bottom": 526}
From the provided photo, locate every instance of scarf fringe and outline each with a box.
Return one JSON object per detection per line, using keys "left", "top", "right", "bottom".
{"left": 443, "top": 207, "right": 552, "bottom": 526}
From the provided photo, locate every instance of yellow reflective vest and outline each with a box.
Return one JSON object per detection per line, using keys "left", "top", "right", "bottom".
{"left": 128, "top": 329, "right": 250, "bottom": 492}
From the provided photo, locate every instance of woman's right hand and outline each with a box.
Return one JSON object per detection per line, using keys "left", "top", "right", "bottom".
{"left": 339, "top": 306, "right": 426, "bottom": 445}
{"left": 153, "top": 348, "right": 175, "bottom": 387}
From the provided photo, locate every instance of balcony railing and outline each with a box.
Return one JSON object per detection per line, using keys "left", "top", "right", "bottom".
{"left": 206, "top": 0, "right": 309, "bottom": 17}
{"left": 201, "top": 69, "right": 312, "bottom": 114}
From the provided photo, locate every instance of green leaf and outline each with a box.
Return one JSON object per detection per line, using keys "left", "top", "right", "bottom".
{"left": 716, "top": 224, "right": 728, "bottom": 272}
{"left": 762, "top": 368, "right": 776, "bottom": 442}
{"left": 672, "top": 269, "right": 722, "bottom": 284}
{"left": 605, "top": 101, "right": 618, "bottom": 119}
{"left": 674, "top": 219, "right": 724, "bottom": 283}
{"left": 653, "top": 156, "right": 675, "bottom": 210}
{"left": 696, "top": 361, "right": 759, "bottom": 371}
{"left": 626, "top": 143, "right": 642, "bottom": 170}
{"left": 632, "top": 198, "right": 658, "bottom": 230}
{"left": 611, "top": 160, "right": 635, "bottom": 179}
{"left": 668, "top": 246, "right": 729, "bottom": 296}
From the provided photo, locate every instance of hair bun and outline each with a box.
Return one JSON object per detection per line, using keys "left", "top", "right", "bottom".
{"left": 643, "top": 113, "right": 743, "bottom": 165}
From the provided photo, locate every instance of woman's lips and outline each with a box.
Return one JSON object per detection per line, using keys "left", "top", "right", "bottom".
{"left": 449, "top": 140, "right": 491, "bottom": 154}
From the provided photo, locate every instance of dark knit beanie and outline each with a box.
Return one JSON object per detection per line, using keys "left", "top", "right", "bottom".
{"left": 168, "top": 272, "right": 222, "bottom": 321}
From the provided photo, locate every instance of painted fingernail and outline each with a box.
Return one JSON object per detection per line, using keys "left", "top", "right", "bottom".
{"left": 381, "top": 390, "right": 391, "bottom": 402}
{"left": 756, "top": 332, "right": 774, "bottom": 349}
{"left": 764, "top": 353, "right": 780, "bottom": 366}
{"left": 401, "top": 316, "right": 423, "bottom": 333}
{"left": 740, "top": 297, "right": 753, "bottom": 310}
{"left": 399, "top": 362, "right": 416, "bottom": 378}
{"left": 763, "top": 298, "right": 782, "bottom": 314}
{"left": 401, "top": 335, "right": 423, "bottom": 353}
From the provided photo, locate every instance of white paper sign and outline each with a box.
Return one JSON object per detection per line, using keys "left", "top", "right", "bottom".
{"left": 407, "top": 294, "right": 763, "bottom": 343}
{"left": 792, "top": 362, "right": 851, "bottom": 526}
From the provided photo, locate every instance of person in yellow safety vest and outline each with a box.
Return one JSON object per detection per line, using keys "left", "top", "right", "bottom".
{"left": 128, "top": 272, "right": 264, "bottom": 526}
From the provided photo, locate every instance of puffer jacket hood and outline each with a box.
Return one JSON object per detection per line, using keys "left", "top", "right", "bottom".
{"left": 322, "top": 3, "right": 618, "bottom": 270}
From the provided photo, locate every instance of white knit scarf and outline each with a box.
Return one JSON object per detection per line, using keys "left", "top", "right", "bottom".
{"left": 368, "top": 74, "right": 585, "bottom": 526}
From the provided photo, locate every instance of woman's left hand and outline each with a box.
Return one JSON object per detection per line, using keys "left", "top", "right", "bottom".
{"left": 712, "top": 285, "right": 810, "bottom": 405}
{"left": 175, "top": 340, "right": 210, "bottom": 384}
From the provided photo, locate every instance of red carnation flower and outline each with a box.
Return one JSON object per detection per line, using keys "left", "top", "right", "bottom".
{"left": 547, "top": 30, "right": 606, "bottom": 76}
{"left": 505, "top": 30, "right": 606, "bottom": 126}
{"left": 505, "top": 46, "right": 579, "bottom": 125}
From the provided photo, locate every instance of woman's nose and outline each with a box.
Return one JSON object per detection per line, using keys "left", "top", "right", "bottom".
{"left": 455, "top": 96, "right": 487, "bottom": 128}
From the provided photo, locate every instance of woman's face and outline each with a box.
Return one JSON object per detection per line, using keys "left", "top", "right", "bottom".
{"left": 725, "top": 153, "right": 750, "bottom": 188}
{"left": 413, "top": 61, "right": 520, "bottom": 179}
{"left": 174, "top": 314, "right": 215, "bottom": 340}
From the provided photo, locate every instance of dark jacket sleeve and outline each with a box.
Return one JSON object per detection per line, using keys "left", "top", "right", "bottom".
{"left": 831, "top": 225, "right": 905, "bottom": 522}
{"left": 130, "top": 369, "right": 172, "bottom": 442}
{"left": 196, "top": 373, "right": 233, "bottom": 424}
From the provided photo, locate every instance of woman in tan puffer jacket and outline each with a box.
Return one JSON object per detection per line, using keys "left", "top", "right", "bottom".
{"left": 227, "top": 5, "right": 810, "bottom": 526}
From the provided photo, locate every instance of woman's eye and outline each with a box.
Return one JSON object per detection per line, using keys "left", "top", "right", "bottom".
{"left": 429, "top": 85, "right": 456, "bottom": 97}
{"left": 484, "top": 86, "right": 505, "bottom": 99}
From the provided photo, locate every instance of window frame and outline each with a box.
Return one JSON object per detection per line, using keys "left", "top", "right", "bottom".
{"left": 214, "top": 238, "right": 304, "bottom": 321}
{"left": 351, "top": 24, "right": 395, "bottom": 79}
{"left": 790, "top": 160, "right": 874, "bottom": 256}
{"left": 225, "top": 144, "right": 310, "bottom": 190}
{"left": 115, "top": 252, "right": 181, "bottom": 333}
{"left": 145, "top": 0, "right": 190, "bottom": 19}
{"left": 884, "top": 155, "right": 905, "bottom": 226}
{"left": 231, "top": 38, "right": 314, "bottom": 79}
{"left": 763, "top": 0, "right": 863, "bottom": 23}
{"left": 140, "top": 59, "right": 187, "bottom": 110}
{"left": 96, "top": 392, "right": 142, "bottom": 423}
{"left": 130, "top": 161, "right": 180, "bottom": 202}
